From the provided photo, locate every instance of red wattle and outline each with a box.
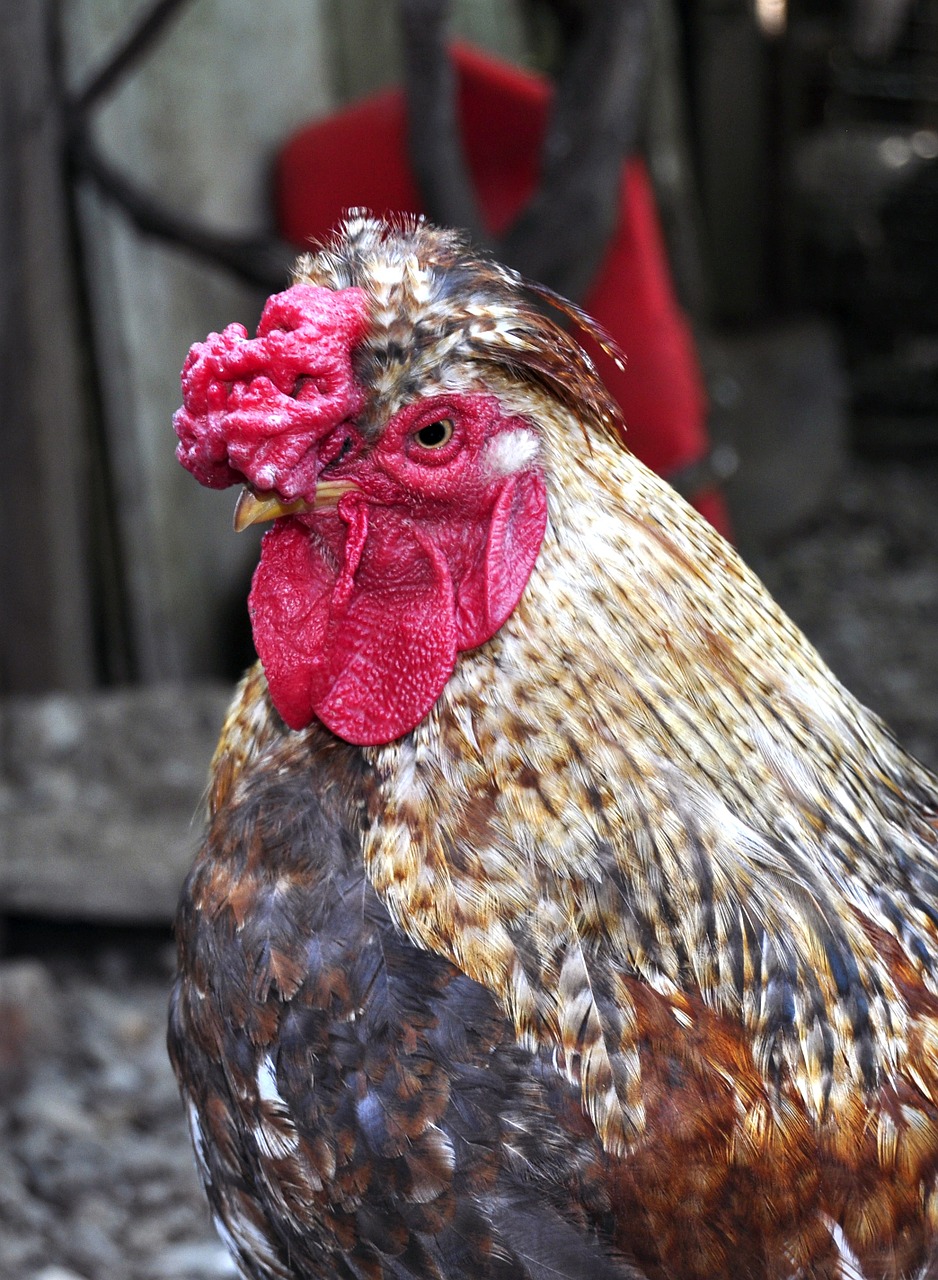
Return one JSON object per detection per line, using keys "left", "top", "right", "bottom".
{"left": 249, "top": 463, "right": 546, "bottom": 745}
{"left": 249, "top": 514, "right": 459, "bottom": 744}
{"left": 247, "top": 522, "right": 334, "bottom": 732}
{"left": 455, "top": 471, "right": 547, "bottom": 648}
{"left": 312, "top": 523, "right": 458, "bottom": 745}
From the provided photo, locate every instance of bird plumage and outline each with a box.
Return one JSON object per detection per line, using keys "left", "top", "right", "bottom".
{"left": 170, "top": 215, "right": 938, "bottom": 1280}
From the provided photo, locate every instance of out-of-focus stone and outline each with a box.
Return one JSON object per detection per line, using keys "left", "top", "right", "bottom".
{"left": 0, "top": 959, "right": 64, "bottom": 1093}
{"left": 0, "top": 683, "right": 232, "bottom": 923}
{"left": 148, "top": 1239, "right": 238, "bottom": 1278}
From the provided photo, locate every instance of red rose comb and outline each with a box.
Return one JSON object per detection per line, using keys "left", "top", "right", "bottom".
{"left": 174, "top": 283, "right": 370, "bottom": 502}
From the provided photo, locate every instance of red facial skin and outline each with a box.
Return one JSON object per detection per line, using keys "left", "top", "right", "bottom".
{"left": 248, "top": 393, "right": 547, "bottom": 744}
{"left": 174, "top": 284, "right": 547, "bottom": 745}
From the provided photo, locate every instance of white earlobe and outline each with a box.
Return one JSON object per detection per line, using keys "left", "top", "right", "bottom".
{"left": 482, "top": 429, "right": 541, "bottom": 477}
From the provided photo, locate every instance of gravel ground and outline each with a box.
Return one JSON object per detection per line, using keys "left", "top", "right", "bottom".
{"left": 3, "top": 455, "right": 938, "bottom": 1280}
{"left": 0, "top": 946, "right": 233, "bottom": 1280}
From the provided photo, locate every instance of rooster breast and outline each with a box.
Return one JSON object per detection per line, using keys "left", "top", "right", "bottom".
{"left": 169, "top": 679, "right": 649, "bottom": 1280}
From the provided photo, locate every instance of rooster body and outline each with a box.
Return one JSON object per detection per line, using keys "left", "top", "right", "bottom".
{"left": 170, "top": 217, "right": 938, "bottom": 1280}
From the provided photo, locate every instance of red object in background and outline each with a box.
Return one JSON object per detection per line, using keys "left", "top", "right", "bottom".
{"left": 275, "top": 43, "right": 728, "bottom": 532}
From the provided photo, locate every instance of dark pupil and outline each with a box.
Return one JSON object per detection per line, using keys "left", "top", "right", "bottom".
{"left": 417, "top": 420, "right": 449, "bottom": 447}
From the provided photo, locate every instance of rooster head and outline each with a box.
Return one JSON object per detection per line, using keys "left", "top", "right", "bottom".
{"left": 174, "top": 215, "right": 619, "bottom": 745}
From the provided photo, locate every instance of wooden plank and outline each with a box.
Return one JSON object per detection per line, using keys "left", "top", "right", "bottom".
{"left": 0, "top": 683, "right": 232, "bottom": 923}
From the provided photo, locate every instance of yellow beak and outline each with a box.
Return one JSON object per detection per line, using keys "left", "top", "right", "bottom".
{"left": 232, "top": 481, "right": 358, "bottom": 532}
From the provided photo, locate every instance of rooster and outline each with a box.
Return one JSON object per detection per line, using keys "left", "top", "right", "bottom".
{"left": 169, "top": 215, "right": 938, "bottom": 1280}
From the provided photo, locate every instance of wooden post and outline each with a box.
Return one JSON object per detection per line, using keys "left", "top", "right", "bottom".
{"left": 693, "top": 1, "right": 770, "bottom": 321}
{"left": 0, "top": 3, "right": 96, "bottom": 692}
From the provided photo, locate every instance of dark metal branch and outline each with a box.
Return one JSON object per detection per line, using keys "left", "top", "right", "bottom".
{"left": 500, "top": 0, "right": 652, "bottom": 300}
{"left": 397, "top": 0, "right": 487, "bottom": 243}
{"left": 73, "top": 133, "right": 295, "bottom": 290}
{"left": 69, "top": 0, "right": 196, "bottom": 117}
{"left": 63, "top": 0, "right": 294, "bottom": 291}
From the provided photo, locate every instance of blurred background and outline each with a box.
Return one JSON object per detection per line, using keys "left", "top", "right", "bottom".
{"left": 4, "top": 1, "right": 938, "bottom": 1277}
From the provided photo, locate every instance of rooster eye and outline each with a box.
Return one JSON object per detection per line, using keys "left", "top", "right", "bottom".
{"left": 413, "top": 419, "right": 454, "bottom": 449}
